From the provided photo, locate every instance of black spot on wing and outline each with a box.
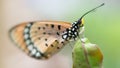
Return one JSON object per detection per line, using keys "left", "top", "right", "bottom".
{"left": 38, "top": 37, "right": 41, "bottom": 40}
{"left": 43, "top": 32, "right": 46, "bottom": 34}
{"left": 45, "top": 38, "right": 47, "bottom": 41}
{"left": 48, "top": 33, "right": 51, "bottom": 35}
{"left": 38, "top": 27, "right": 41, "bottom": 30}
{"left": 57, "top": 47, "right": 60, "bottom": 49}
{"left": 43, "top": 27, "right": 45, "bottom": 30}
{"left": 45, "top": 24, "right": 48, "bottom": 26}
{"left": 51, "top": 44, "right": 54, "bottom": 47}
{"left": 58, "top": 25, "right": 61, "bottom": 30}
{"left": 61, "top": 41, "right": 65, "bottom": 45}
{"left": 51, "top": 24, "right": 54, "bottom": 28}
{"left": 56, "top": 32, "right": 60, "bottom": 36}
{"left": 45, "top": 43, "right": 48, "bottom": 46}
{"left": 55, "top": 40, "right": 59, "bottom": 43}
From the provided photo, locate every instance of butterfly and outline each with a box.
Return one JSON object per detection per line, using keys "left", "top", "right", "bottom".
{"left": 9, "top": 3, "right": 104, "bottom": 59}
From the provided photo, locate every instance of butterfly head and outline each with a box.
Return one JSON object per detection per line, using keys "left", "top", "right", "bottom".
{"left": 76, "top": 18, "right": 84, "bottom": 27}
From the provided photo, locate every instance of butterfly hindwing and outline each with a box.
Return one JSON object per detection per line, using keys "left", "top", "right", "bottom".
{"left": 9, "top": 21, "right": 71, "bottom": 59}
{"left": 9, "top": 23, "right": 30, "bottom": 54}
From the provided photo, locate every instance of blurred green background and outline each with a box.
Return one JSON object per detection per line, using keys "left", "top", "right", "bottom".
{"left": 82, "top": 1, "right": 120, "bottom": 68}
{"left": 0, "top": 0, "right": 120, "bottom": 68}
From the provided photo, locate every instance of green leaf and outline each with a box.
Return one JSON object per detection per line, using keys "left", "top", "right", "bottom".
{"left": 72, "top": 38, "right": 103, "bottom": 68}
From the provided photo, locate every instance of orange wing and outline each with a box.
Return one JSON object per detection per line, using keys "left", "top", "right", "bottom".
{"left": 9, "top": 21, "right": 71, "bottom": 59}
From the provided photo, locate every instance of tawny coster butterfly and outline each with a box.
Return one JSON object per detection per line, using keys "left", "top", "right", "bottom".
{"left": 9, "top": 3, "right": 104, "bottom": 59}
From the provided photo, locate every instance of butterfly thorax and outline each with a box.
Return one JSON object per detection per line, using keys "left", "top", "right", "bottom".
{"left": 62, "top": 21, "right": 81, "bottom": 41}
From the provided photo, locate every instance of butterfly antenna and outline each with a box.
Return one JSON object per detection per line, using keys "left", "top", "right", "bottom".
{"left": 78, "top": 3, "right": 105, "bottom": 22}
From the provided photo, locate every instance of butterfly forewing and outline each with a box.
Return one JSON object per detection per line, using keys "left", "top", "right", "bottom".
{"left": 9, "top": 21, "right": 71, "bottom": 59}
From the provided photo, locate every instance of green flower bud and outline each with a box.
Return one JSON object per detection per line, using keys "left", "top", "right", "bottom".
{"left": 72, "top": 38, "right": 103, "bottom": 68}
